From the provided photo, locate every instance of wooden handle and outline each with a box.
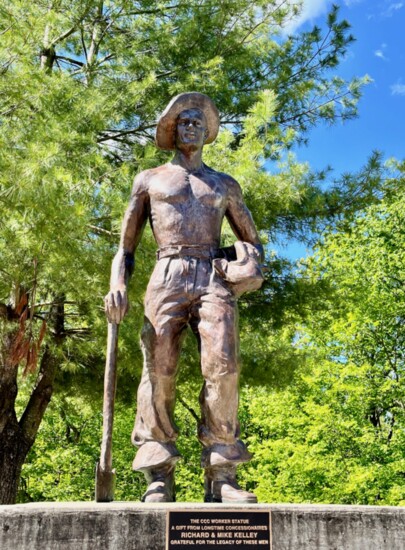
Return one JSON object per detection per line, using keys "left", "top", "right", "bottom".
{"left": 99, "top": 322, "right": 119, "bottom": 472}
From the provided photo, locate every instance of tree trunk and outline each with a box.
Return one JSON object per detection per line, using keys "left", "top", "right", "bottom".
{"left": 0, "top": 347, "right": 58, "bottom": 504}
{"left": 0, "top": 330, "right": 21, "bottom": 503}
{"left": 0, "top": 300, "right": 62, "bottom": 504}
{"left": 0, "top": 416, "right": 25, "bottom": 504}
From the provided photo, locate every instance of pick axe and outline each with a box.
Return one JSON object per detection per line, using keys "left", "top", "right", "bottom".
{"left": 95, "top": 322, "right": 119, "bottom": 502}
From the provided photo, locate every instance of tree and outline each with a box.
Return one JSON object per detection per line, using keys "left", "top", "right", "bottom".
{"left": 303, "top": 160, "right": 405, "bottom": 504}
{"left": 17, "top": 159, "right": 405, "bottom": 505}
{"left": 239, "top": 160, "right": 405, "bottom": 505}
{"left": 0, "top": 0, "right": 372, "bottom": 503}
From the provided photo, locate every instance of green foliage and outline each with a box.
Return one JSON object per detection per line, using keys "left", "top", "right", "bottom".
{"left": 18, "top": 390, "right": 143, "bottom": 502}
{"left": 0, "top": 0, "right": 371, "bottom": 375}
{"left": 19, "top": 378, "right": 204, "bottom": 502}
{"left": 240, "top": 364, "right": 405, "bottom": 505}
{"left": 19, "top": 393, "right": 104, "bottom": 502}
{"left": 2, "top": 0, "right": 397, "bottom": 507}
{"left": 239, "top": 160, "right": 405, "bottom": 506}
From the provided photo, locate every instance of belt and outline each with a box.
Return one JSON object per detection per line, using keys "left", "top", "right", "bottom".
{"left": 156, "top": 245, "right": 220, "bottom": 261}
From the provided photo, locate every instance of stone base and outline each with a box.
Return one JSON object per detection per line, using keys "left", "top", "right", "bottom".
{"left": 0, "top": 502, "right": 404, "bottom": 550}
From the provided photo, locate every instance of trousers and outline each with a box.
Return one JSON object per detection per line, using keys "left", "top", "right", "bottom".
{"left": 131, "top": 250, "right": 252, "bottom": 471}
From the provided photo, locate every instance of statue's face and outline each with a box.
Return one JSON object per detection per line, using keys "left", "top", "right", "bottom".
{"left": 175, "top": 108, "right": 207, "bottom": 150}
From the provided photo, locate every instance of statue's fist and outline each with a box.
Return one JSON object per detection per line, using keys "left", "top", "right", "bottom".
{"left": 104, "top": 287, "right": 129, "bottom": 324}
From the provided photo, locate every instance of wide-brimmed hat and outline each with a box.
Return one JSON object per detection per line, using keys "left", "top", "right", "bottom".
{"left": 155, "top": 92, "right": 220, "bottom": 150}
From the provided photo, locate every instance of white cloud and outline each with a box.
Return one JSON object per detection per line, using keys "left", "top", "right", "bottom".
{"left": 282, "top": 0, "right": 332, "bottom": 34}
{"left": 391, "top": 82, "right": 405, "bottom": 96}
{"left": 344, "top": 0, "right": 365, "bottom": 5}
{"left": 374, "top": 43, "right": 388, "bottom": 61}
{"left": 383, "top": 2, "right": 404, "bottom": 17}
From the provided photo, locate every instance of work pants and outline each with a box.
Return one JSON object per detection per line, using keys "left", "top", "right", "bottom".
{"left": 132, "top": 254, "right": 252, "bottom": 471}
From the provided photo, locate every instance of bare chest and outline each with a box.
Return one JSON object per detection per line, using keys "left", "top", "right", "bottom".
{"left": 149, "top": 171, "right": 227, "bottom": 210}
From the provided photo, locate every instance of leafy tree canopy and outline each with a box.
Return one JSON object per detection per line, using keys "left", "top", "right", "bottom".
{"left": 0, "top": 0, "right": 386, "bottom": 504}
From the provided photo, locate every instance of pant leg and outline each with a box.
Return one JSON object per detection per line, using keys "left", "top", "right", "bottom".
{"left": 132, "top": 258, "right": 189, "bottom": 470}
{"left": 192, "top": 294, "right": 240, "bottom": 447}
{"left": 190, "top": 266, "right": 253, "bottom": 467}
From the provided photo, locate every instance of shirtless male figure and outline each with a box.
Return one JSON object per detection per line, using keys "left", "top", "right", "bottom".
{"left": 105, "top": 92, "right": 264, "bottom": 503}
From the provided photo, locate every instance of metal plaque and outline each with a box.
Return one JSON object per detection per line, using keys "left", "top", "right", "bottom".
{"left": 166, "top": 510, "right": 271, "bottom": 549}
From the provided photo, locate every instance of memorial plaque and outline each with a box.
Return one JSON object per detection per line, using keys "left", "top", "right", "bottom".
{"left": 166, "top": 510, "right": 271, "bottom": 549}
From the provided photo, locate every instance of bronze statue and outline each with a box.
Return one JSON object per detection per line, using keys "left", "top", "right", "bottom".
{"left": 105, "top": 92, "right": 264, "bottom": 503}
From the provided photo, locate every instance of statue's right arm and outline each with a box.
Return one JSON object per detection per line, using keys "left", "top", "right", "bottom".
{"left": 105, "top": 172, "right": 149, "bottom": 324}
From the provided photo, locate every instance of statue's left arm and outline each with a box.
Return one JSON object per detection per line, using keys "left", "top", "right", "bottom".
{"left": 225, "top": 177, "right": 264, "bottom": 262}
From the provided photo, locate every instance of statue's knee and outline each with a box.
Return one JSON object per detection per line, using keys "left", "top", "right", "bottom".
{"left": 202, "top": 367, "right": 239, "bottom": 385}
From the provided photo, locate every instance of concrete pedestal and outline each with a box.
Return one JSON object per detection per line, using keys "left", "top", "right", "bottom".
{"left": 0, "top": 502, "right": 404, "bottom": 550}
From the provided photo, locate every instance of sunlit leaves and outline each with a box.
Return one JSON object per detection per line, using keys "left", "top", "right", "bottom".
{"left": 0, "top": 0, "right": 384, "bottom": 504}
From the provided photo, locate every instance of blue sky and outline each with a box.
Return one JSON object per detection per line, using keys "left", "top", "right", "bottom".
{"left": 276, "top": 0, "right": 405, "bottom": 258}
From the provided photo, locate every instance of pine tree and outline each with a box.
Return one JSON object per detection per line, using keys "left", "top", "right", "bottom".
{"left": 0, "top": 0, "right": 370, "bottom": 502}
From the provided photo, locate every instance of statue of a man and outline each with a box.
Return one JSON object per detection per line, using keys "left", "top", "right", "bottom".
{"left": 105, "top": 92, "right": 264, "bottom": 503}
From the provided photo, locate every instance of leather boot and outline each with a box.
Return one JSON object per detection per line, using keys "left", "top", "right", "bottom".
{"left": 204, "top": 465, "right": 257, "bottom": 503}
{"left": 141, "top": 462, "right": 176, "bottom": 503}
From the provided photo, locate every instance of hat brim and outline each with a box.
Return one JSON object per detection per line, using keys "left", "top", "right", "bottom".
{"left": 155, "top": 92, "right": 220, "bottom": 151}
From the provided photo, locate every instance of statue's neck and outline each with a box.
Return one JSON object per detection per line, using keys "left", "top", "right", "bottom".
{"left": 171, "top": 149, "right": 203, "bottom": 172}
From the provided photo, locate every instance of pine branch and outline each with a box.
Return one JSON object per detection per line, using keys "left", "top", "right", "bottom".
{"left": 50, "top": 2, "right": 94, "bottom": 47}
{"left": 178, "top": 395, "right": 199, "bottom": 422}
{"left": 50, "top": 25, "right": 78, "bottom": 47}
{"left": 86, "top": 0, "right": 104, "bottom": 69}
{"left": 56, "top": 55, "right": 84, "bottom": 67}
{"left": 115, "top": 4, "right": 184, "bottom": 17}
{"left": 80, "top": 27, "right": 88, "bottom": 60}
{"left": 60, "top": 328, "right": 91, "bottom": 335}
{"left": 0, "top": 25, "right": 13, "bottom": 37}
{"left": 97, "top": 124, "right": 156, "bottom": 143}
{"left": 278, "top": 90, "right": 352, "bottom": 126}
{"left": 97, "top": 52, "right": 115, "bottom": 65}
{"left": 88, "top": 224, "right": 114, "bottom": 236}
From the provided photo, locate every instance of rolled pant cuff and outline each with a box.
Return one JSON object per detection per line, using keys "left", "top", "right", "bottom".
{"left": 133, "top": 441, "right": 181, "bottom": 472}
{"left": 201, "top": 440, "right": 253, "bottom": 468}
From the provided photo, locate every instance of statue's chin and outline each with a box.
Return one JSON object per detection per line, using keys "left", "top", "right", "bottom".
{"left": 176, "top": 140, "right": 202, "bottom": 152}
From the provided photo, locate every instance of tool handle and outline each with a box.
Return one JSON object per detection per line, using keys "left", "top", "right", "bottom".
{"left": 99, "top": 322, "right": 119, "bottom": 472}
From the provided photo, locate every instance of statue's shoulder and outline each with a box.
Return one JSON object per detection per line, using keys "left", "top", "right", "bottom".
{"left": 203, "top": 164, "right": 228, "bottom": 180}
{"left": 204, "top": 164, "right": 239, "bottom": 190}
{"left": 131, "top": 167, "right": 161, "bottom": 195}
{"left": 135, "top": 163, "right": 174, "bottom": 183}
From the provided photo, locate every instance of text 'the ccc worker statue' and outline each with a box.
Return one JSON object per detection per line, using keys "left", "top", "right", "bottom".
{"left": 105, "top": 92, "right": 264, "bottom": 503}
